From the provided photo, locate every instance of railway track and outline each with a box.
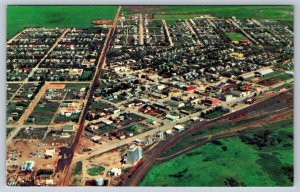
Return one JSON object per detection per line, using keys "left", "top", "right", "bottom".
{"left": 124, "top": 90, "right": 293, "bottom": 186}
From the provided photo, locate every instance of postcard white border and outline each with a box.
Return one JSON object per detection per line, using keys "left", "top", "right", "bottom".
{"left": 0, "top": 1, "right": 298, "bottom": 192}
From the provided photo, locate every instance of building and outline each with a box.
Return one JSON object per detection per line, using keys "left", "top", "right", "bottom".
{"left": 108, "top": 168, "right": 122, "bottom": 176}
{"left": 166, "top": 100, "right": 185, "bottom": 108}
{"left": 95, "top": 178, "right": 104, "bottom": 186}
{"left": 255, "top": 67, "right": 274, "bottom": 77}
{"left": 69, "top": 68, "right": 84, "bottom": 76}
{"left": 185, "top": 85, "right": 197, "bottom": 91}
{"left": 156, "top": 131, "right": 164, "bottom": 139}
{"left": 127, "top": 145, "right": 142, "bottom": 164}
{"left": 44, "top": 149, "right": 55, "bottom": 158}
{"left": 173, "top": 125, "right": 185, "bottom": 132}
{"left": 221, "top": 95, "right": 233, "bottom": 102}
{"left": 203, "top": 98, "right": 221, "bottom": 107}
{"left": 165, "top": 114, "right": 179, "bottom": 121}
{"left": 21, "top": 161, "right": 35, "bottom": 172}
{"left": 238, "top": 72, "right": 255, "bottom": 80}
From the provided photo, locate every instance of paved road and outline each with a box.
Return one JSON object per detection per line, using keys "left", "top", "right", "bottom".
{"left": 185, "top": 19, "right": 201, "bottom": 45}
{"left": 162, "top": 20, "right": 174, "bottom": 46}
{"left": 60, "top": 6, "right": 122, "bottom": 186}
{"left": 139, "top": 14, "right": 144, "bottom": 45}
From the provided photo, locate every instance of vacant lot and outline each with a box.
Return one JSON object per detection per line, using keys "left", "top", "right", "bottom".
{"left": 28, "top": 101, "right": 60, "bottom": 124}
{"left": 7, "top": 5, "right": 117, "bottom": 39}
{"left": 14, "top": 127, "right": 48, "bottom": 140}
{"left": 140, "top": 119, "right": 293, "bottom": 186}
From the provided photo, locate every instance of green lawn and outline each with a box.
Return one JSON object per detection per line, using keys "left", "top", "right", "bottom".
{"left": 87, "top": 165, "right": 105, "bottom": 176}
{"left": 140, "top": 119, "right": 293, "bottom": 186}
{"left": 163, "top": 115, "right": 268, "bottom": 157}
{"left": 64, "top": 83, "right": 89, "bottom": 89}
{"left": 6, "top": 127, "right": 15, "bottom": 137}
{"left": 7, "top": 5, "right": 117, "bottom": 39}
{"left": 225, "top": 32, "right": 247, "bottom": 41}
{"left": 72, "top": 161, "right": 83, "bottom": 175}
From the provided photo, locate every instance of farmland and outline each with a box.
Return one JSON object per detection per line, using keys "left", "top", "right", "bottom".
{"left": 123, "top": 6, "right": 293, "bottom": 29}
{"left": 139, "top": 119, "right": 293, "bottom": 186}
{"left": 7, "top": 5, "right": 117, "bottom": 39}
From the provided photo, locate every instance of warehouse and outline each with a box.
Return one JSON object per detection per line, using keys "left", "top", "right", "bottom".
{"left": 173, "top": 125, "right": 185, "bottom": 132}
{"left": 255, "top": 67, "right": 274, "bottom": 77}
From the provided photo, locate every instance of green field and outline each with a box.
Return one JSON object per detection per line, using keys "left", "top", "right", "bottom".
{"left": 7, "top": 5, "right": 117, "bottom": 39}
{"left": 72, "top": 161, "right": 83, "bottom": 175}
{"left": 87, "top": 165, "right": 105, "bottom": 176}
{"left": 225, "top": 32, "right": 247, "bottom": 41}
{"left": 139, "top": 119, "right": 293, "bottom": 186}
{"left": 123, "top": 6, "right": 293, "bottom": 28}
{"left": 162, "top": 115, "right": 268, "bottom": 158}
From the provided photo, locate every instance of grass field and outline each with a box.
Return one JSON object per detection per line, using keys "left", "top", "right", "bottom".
{"left": 64, "top": 83, "right": 89, "bottom": 89}
{"left": 225, "top": 32, "right": 247, "bottom": 41}
{"left": 7, "top": 5, "right": 117, "bottom": 39}
{"left": 72, "top": 161, "right": 83, "bottom": 175}
{"left": 123, "top": 6, "right": 293, "bottom": 29}
{"left": 139, "top": 119, "right": 293, "bottom": 186}
{"left": 162, "top": 115, "right": 268, "bottom": 157}
{"left": 6, "top": 127, "right": 15, "bottom": 137}
{"left": 87, "top": 165, "right": 105, "bottom": 176}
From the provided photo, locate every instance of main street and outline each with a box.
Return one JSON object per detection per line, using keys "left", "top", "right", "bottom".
{"left": 60, "top": 6, "right": 122, "bottom": 186}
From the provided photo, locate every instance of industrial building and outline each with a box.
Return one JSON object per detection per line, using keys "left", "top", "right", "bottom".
{"left": 127, "top": 145, "right": 142, "bottom": 164}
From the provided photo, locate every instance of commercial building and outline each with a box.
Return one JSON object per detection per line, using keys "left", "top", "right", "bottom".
{"left": 127, "top": 144, "right": 142, "bottom": 164}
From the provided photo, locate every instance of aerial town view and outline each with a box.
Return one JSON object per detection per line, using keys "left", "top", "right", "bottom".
{"left": 6, "top": 5, "right": 294, "bottom": 186}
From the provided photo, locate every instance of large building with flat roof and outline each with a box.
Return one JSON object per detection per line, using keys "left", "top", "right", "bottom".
{"left": 127, "top": 144, "right": 142, "bottom": 164}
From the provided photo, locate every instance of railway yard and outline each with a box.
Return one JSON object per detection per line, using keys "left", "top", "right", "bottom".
{"left": 6, "top": 6, "right": 294, "bottom": 186}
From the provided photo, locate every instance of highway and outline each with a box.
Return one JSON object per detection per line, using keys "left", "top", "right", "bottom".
{"left": 60, "top": 6, "right": 122, "bottom": 186}
{"left": 123, "top": 89, "right": 293, "bottom": 186}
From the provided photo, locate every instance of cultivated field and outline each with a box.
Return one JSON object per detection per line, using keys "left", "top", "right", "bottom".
{"left": 123, "top": 5, "right": 293, "bottom": 29}
{"left": 7, "top": 5, "right": 117, "bottom": 39}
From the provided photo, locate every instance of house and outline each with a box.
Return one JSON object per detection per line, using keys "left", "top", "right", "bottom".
{"left": 101, "top": 119, "right": 113, "bottom": 125}
{"left": 108, "top": 168, "right": 122, "bottom": 176}
{"left": 185, "top": 85, "right": 197, "bottom": 91}
{"left": 147, "top": 118, "right": 157, "bottom": 125}
{"left": 204, "top": 98, "right": 221, "bottom": 107}
{"left": 156, "top": 131, "right": 164, "bottom": 139}
{"left": 166, "top": 100, "right": 185, "bottom": 108}
{"left": 59, "top": 102, "right": 82, "bottom": 117}
{"left": 221, "top": 95, "right": 233, "bottom": 102}
{"left": 44, "top": 149, "right": 55, "bottom": 158}
{"left": 69, "top": 68, "right": 84, "bottom": 76}
{"left": 91, "top": 136, "right": 102, "bottom": 143}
